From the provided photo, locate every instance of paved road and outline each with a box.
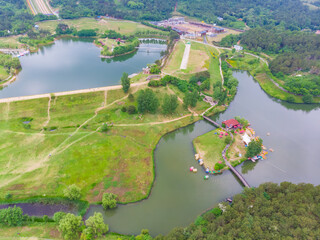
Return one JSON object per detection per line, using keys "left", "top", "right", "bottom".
{"left": 0, "top": 81, "right": 148, "bottom": 103}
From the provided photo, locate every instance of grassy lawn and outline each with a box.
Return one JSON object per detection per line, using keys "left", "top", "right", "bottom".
{"left": 0, "top": 222, "right": 133, "bottom": 240}
{"left": 0, "top": 85, "right": 198, "bottom": 204}
{"left": 0, "top": 66, "right": 9, "bottom": 81}
{"left": 193, "top": 129, "right": 226, "bottom": 169}
{"left": 0, "top": 35, "right": 22, "bottom": 49}
{"left": 162, "top": 40, "right": 185, "bottom": 74}
{"left": 163, "top": 40, "right": 222, "bottom": 93}
{"left": 37, "top": 18, "right": 162, "bottom": 35}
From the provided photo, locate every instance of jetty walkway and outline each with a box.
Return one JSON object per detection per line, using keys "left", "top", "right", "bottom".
{"left": 203, "top": 115, "right": 251, "bottom": 188}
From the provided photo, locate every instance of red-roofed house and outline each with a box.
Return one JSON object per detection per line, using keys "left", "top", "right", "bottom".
{"left": 222, "top": 119, "right": 240, "bottom": 129}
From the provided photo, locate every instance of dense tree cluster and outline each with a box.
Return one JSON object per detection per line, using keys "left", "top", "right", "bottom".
{"left": 0, "top": 54, "right": 21, "bottom": 79}
{"left": 221, "top": 27, "right": 320, "bottom": 97}
{"left": 51, "top": 0, "right": 176, "bottom": 21}
{"left": 178, "top": 0, "right": 320, "bottom": 30}
{"left": 161, "top": 182, "right": 320, "bottom": 240}
{"left": 137, "top": 89, "right": 159, "bottom": 114}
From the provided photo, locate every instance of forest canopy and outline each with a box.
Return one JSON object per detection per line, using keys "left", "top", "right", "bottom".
{"left": 162, "top": 182, "right": 320, "bottom": 240}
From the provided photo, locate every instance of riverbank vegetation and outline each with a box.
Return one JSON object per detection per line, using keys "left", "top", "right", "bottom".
{"left": 220, "top": 27, "right": 320, "bottom": 103}
{"left": 0, "top": 53, "right": 21, "bottom": 83}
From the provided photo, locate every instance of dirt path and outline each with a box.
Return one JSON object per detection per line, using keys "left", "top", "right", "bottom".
{"left": 41, "top": 96, "right": 51, "bottom": 133}
{"left": 113, "top": 114, "right": 192, "bottom": 127}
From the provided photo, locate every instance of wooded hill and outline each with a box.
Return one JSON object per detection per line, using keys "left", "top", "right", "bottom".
{"left": 162, "top": 182, "right": 320, "bottom": 240}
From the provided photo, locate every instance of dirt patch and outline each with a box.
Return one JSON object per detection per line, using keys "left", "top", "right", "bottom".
{"left": 50, "top": 228, "right": 61, "bottom": 238}
{"left": 8, "top": 184, "right": 25, "bottom": 190}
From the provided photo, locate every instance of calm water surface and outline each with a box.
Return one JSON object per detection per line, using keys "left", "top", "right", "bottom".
{"left": 86, "top": 71, "right": 320, "bottom": 236}
{"left": 0, "top": 38, "right": 166, "bottom": 98}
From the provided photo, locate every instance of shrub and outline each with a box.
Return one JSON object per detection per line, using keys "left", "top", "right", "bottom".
{"left": 214, "top": 162, "right": 226, "bottom": 170}
{"left": 225, "top": 135, "right": 232, "bottom": 144}
{"left": 127, "top": 105, "right": 136, "bottom": 114}
{"left": 121, "top": 106, "right": 127, "bottom": 112}
{"left": 53, "top": 212, "right": 67, "bottom": 224}
{"left": 64, "top": 184, "right": 81, "bottom": 200}
{"left": 5, "top": 193, "right": 12, "bottom": 200}
{"left": 128, "top": 94, "right": 135, "bottom": 102}
{"left": 102, "top": 193, "right": 117, "bottom": 210}
{"left": 286, "top": 95, "right": 295, "bottom": 103}
{"left": 101, "top": 123, "right": 109, "bottom": 132}
{"left": 0, "top": 206, "right": 24, "bottom": 226}
{"left": 302, "top": 93, "right": 313, "bottom": 103}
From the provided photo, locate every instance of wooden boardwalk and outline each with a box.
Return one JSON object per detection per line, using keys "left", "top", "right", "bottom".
{"left": 203, "top": 115, "right": 251, "bottom": 188}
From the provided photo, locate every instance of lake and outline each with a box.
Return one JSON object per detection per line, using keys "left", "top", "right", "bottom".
{"left": 0, "top": 38, "right": 166, "bottom": 98}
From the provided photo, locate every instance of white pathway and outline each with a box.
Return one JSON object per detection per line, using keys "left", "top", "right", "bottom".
{"left": 180, "top": 43, "right": 191, "bottom": 70}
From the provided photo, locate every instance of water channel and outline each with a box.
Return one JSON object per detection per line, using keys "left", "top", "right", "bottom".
{"left": 0, "top": 38, "right": 166, "bottom": 98}
{"left": 1, "top": 39, "right": 320, "bottom": 236}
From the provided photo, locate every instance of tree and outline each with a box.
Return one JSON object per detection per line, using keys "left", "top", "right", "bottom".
{"left": 53, "top": 212, "right": 67, "bottom": 224}
{"left": 0, "top": 206, "right": 23, "bottom": 226}
{"left": 162, "top": 94, "right": 178, "bottom": 114}
{"left": 184, "top": 90, "right": 198, "bottom": 108}
{"left": 246, "top": 138, "right": 263, "bottom": 158}
{"left": 121, "top": 72, "right": 130, "bottom": 93}
{"left": 58, "top": 213, "right": 83, "bottom": 240}
{"left": 235, "top": 116, "right": 249, "bottom": 128}
{"left": 302, "top": 93, "right": 313, "bottom": 103}
{"left": 127, "top": 105, "right": 136, "bottom": 114}
{"left": 84, "top": 212, "right": 109, "bottom": 239}
{"left": 102, "top": 193, "right": 117, "bottom": 210}
{"left": 64, "top": 184, "right": 81, "bottom": 200}
{"left": 137, "top": 89, "right": 159, "bottom": 114}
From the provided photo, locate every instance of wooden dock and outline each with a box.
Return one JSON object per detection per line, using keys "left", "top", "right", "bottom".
{"left": 203, "top": 115, "right": 251, "bottom": 188}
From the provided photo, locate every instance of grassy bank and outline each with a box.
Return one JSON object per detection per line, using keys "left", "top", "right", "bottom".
{"left": 0, "top": 84, "right": 201, "bottom": 204}
{"left": 226, "top": 53, "right": 320, "bottom": 103}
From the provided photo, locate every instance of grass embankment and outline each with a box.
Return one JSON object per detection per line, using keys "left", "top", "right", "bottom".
{"left": 0, "top": 85, "right": 199, "bottom": 204}
{"left": 226, "top": 53, "right": 320, "bottom": 103}
{"left": 193, "top": 129, "right": 226, "bottom": 170}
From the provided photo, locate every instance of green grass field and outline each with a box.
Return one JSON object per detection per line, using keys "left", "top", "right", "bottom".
{"left": 0, "top": 66, "right": 9, "bottom": 81}
{"left": 37, "top": 18, "right": 163, "bottom": 35}
{"left": 0, "top": 85, "right": 198, "bottom": 204}
{"left": 193, "top": 129, "right": 226, "bottom": 169}
{"left": 163, "top": 40, "right": 221, "bottom": 94}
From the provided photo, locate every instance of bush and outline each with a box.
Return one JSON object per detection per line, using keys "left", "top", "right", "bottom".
{"left": 0, "top": 206, "right": 24, "bottom": 226}
{"left": 225, "top": 135, "right": 232, "bottom": 144}
{"left": 102, "top": 193, "right": 117, "bottom": 210}
{"left": 128, "top": 94, "right": 135, "bottom": 102}
{"left": 53, "top": 212, "right": 67, "bottom": 224}
{"left": 121, "top": 106, "right": 127, "bottom": 112}
{"left": 302, "top": 93, "right": 314, "bottom": 103}
{"left": 214, "top": 162, "right": 226, "bottom": 170}
{"left": 64, "top": 184, "right": 81, "bottom": 200}
{"left": 101, "top": 123, "right": 109, "bottom": 132}
{"left": 5, "top": 193, "right": 12, "bottom": 200}
{"left": 127, "top": 105, "right": 136, "bottom": 114}
{"left": 286, "top": 95, "right": 295, "bottom": 103}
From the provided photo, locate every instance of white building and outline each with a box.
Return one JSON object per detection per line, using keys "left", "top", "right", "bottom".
{"left": 234, "top": 45, "right": 243, "bottom": 51}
